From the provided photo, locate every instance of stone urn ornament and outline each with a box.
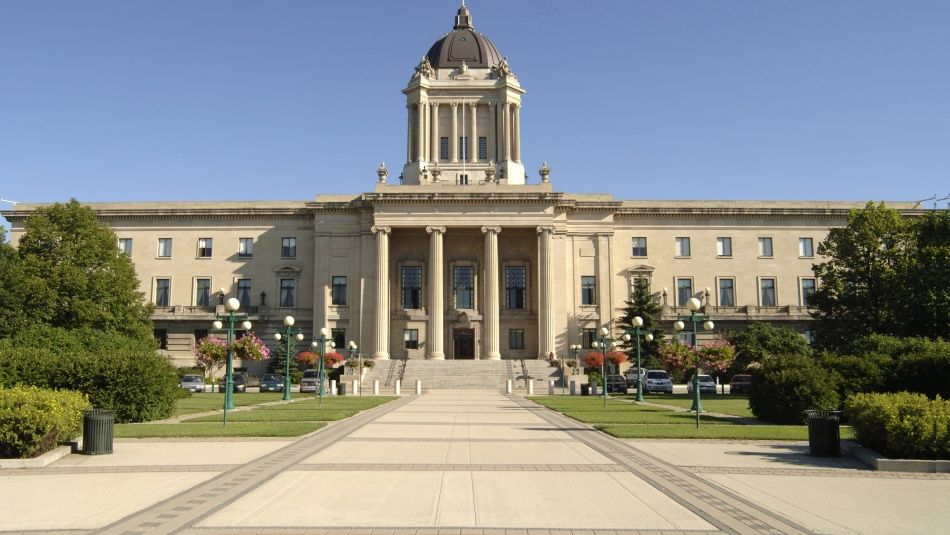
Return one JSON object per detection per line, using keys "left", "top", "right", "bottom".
{"left": 538, "top": 161, "right": 551, "bottom": 182}
{"left": 377, "top": 162, "right": 388, "bottom": 183}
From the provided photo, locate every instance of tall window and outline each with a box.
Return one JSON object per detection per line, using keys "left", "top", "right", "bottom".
{"left": 675, "top": 237, "right": 691, "bottom": 257}
{"left": 237, "top": 279, "right": 252, "bottom": 307}
{"left": 440, "top": 137, "right": 449, "bottom": 160}
{"left": 404, "top": 329, "right": 419, "bottom": 349}
{"left": 478, "top": 136, "right": 487, "bottom": 160}
{"left": 718, "top": 278, "right": 735, "bottom": 307}
{"left": 157, "top": 238, "right": 172, "bottom": 258}
{"left": 717, "top": 237, "right": 732, "bottom": 257}
{"left": 509, "top": 329, "right": 524, "bottom": 350}
{"left": 155, "top": 279, "right": 170, "bottom": 306}
{"left": 506, "top": 266, "right": 526, "bottom": 309}
{"left": 281, "top": 237, "right": 297, "bottom": 258}
{"left": 196, "top": 278, "right": 211, "bottom": 306}
{"left": 331, "top": 329, "right": 346, "bottom": 350}
{"left": 801, "top": 278, "right": 816, "bottom": 306}
{"left": 280, "top": 279, "right": 296, "bottom": 307}
{"left": 676, "top": 278, "right": 693, "bottom": 306}
{"left": 631, "top": 237, "right": 647, "bottom": 257}
{"left": 331, "top": 276, "right": 347, "bottom": 305}
{"left": 197, "top": 238, "right": 212, "bottom": 258}
{"left": 453, "top": 266, "right": 474, "bottom": 309}
{"left": 581, "top": 276, "right": 597, "bottom": 305}
{"left": 799, "top": 237, "right": 814, "bottom": 257}
{"left": 458, "top": 174, "right": 469, "bottom": 185}
{"left": 582, "top": 328, "right": 597, "bottom": 349}
{"left": 401, "top": 266, "right": 422, "bottom": 309}
{"left": 758, "top": 237, "right": 773, "bottom": 257}
{"left": 239, "top": 238, "right": 253, "bottom": 257}
{"left": 118, "top": 238, "right": 132, "bottom": 256}
{"left": 760, "top": 278, "right": 776, "bottom": 306}
{"left": 459, "top": 136, "right": 469, "bottom": 160}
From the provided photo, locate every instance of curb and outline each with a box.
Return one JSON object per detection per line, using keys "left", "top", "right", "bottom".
{"left": 0, "top": 443, "right": 75, "bottom": 469}
{"left": 842, "top": 440, "right": 950, "bottom": 473}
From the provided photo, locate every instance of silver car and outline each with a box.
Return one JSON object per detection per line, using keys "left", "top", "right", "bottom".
{"left": 179, "top": 374, "right": 205, "bottom": 393}
{"left": 643, "top": 370, "right": 673, "bottom": 394}
{"left": 299, "top": 369, "right": 319, "bottom": 393}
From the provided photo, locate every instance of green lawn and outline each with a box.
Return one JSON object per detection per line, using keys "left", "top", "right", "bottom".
{"left": 184, "top": 409, "right": 358, "bottom": 422}
{"left": 640, "top": 394, "right": 755, "bottom": 418}
{"left": 115, "top": 421, "right": 325, "bottom": 438}
{"left": 599, "top": 424, "right": 856, "bottom": 440}
{"left": 562, "top": 410, "right": 735, "bottom": 425}
{"left": 172, "top": 393, "right": 286, "bottom": 416}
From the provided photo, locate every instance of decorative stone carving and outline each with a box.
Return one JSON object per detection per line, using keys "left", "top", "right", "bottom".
{"left": 538, "top": 161, "right": 551, "bottom": 182}
{"left": 411, "top": 56, "right": 435, "bottom": 80}
{"left": 377, "top": 162, "right": 388, "bottom": 183}
{"left": 490, "top": 56, "right": 516, "bottom": 79}
{"left": 485, "top": 162, "right": 496, "bottom": 183}
{"left": 431, "top": 165, "right": 443, "bottom": 182}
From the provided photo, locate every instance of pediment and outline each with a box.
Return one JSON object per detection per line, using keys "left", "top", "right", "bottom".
{"left": 274, "top": 264, "right": 302, "bottom": 274}
{"left": 625, "top": 264, "right": 655, "bottom": 274}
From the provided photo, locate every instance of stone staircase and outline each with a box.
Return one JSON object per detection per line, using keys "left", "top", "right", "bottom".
{"left": 362, "top": 359, "right": 560, "bottom": 391}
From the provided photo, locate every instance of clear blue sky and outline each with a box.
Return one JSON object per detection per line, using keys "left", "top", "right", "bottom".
{"left": 2, "top": 0, "right": 949, "bottom": 230}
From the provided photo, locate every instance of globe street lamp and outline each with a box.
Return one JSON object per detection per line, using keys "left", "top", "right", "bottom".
{"left": 591, "top": 326, "right": 618, "bottom": 406}
{"left": 674, "top": 297, "right": 714, "bottom": 428}
{"left": 273, "top": 316, "right": 304, "bottom": 401}
{"left": 568, "top": 344, "right": 581, "bottom": 394}
{"left": 623, "top": 316, "right": 654, "bottom": 402}
{"left": 210, "top": 298, "right": 251, "bottom": 424}
{"left": 311, "top": 328, "right": 332, "bottom": 404}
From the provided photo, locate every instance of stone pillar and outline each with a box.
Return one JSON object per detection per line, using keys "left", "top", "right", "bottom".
{"left": 416, "top": 103, "right": 426, "bottom": 163}
{"left": 426, "top": 226, "right": 446, "bottom": 360}
{"left": 406, "top": 104, "right": 412, "bottom": 164}
{"left": 481, "top": 226, "right": 502, "bottom": 360}
{"left": 430, "top": 103, "right": 440, "bottom": 163}
{"left": 372, "top": 226, "right": 391, "bottom": 360}
{"left": 501, "top": 103, "right": 511, "bottom": 162}
{"left": 489, "top": 103, "right": 497, "bottom": 162}
{"left": 537, "top": 226, "right": 555, "bottom": 359}
{"left": 469, "top": 103, "right": 478, "bottom": 163}
{"left": 513, "top": 104, "right": 522, "bottom": 164}
{"left": 450, "top": 103, "right": 459, "bottom": 163}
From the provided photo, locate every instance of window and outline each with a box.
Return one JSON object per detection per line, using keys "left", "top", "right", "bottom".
{"left": 459, "top": 136, "right": 469, "bottom": 160}
{"left": 478, "top": 136, "right": 487, "bottom": 160}
{"left": 281, "top": 237, "right": 297, "bottom": 258}
{"left": 331, "top": 329, "right": 346, "bottom": 351}
{"left": 440, "top": 137, "right": 449, "bottom": 160}
{"left": 155, "top": 278, "right": 170, "bottom": 306}
{"left": 760, "top": 278, "right": 776, "bottom": 306}
{"left": 717, "top": 237, "right": 732, "bottom": 257}
{"left": 401, "top": 266, "right": 423, "bottom": 309}
{"left": 631, "top": 237, "right": 647, "bottom": 257}
{"left": 196, "top": 278, "right": 211, "bottom": 307}
{"left": 509, "top": 329, "right": 524, "bottom": 350}
{"left": 153, "top": 329, "right": 168, "bottom": 350}
{"left": 193, "top": 329, "right": 208, "bottom": 344}
{"left": 676, "top": 278, "right": 693, "bottom": 306}
{"left": 629, "top": 273, "right": 651, "bottom": 296}
{"left": 675, "top": 237, "right": 691, "bottom": 257}
{"left": 718, "top": 278, "right": 735, "bottom": 307}
{"left": 581, "top": 276, "right": 597, "bottom": 305}
{"left": 404, "top": 329, "right": 419, "bottom": 350}
{"left": 118, "top": 238, "right": 132, "bottom": 256}
{"left": 758, "top": 237, "right": 773, "bottom": 257}
{"left": 197, "top": 238, "right": 212, "bottom": 258}
{"left": 331, "top": 276, "right": 347, "bottom": 306}
{"left": 801, "top": 278, "right": 816, "bottom": 306}
{"left": 239, "top": 238, "right": 253, "bottom": 258}
{"left": 280, "top": 279, "right": 296, "bottom": 308}
{"left": 506, "top": 266, "right": 526, "bottom": 309}
{"left": 458, "top": 174, "right": 469, "bottom": 185}
{"left": 799, "top": 237, "right": 814, "bottom": 257}
{"left": 582, "top": 328, "right": 597, "bottom": 349}
{"left": 237, "top": 279, "right": 252, "bottom": 308}
{"left": 453, "top": 266, "right": 474, "bottom": 309}
{"left": 157, "top": 238, "right": 172, "bottom": 258}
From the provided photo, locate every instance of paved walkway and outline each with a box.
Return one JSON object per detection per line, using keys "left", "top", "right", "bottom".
{"left": 2, "top": 390, "right": 949, "bottom": 534}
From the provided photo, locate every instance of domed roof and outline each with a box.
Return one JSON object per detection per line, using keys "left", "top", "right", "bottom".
{"left": 425, "top": 5, "right": 503, "bottom": 69}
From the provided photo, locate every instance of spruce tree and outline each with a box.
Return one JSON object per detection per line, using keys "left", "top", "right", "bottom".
{"left": 617, "top": 278, "right": 663, "bottom": 368}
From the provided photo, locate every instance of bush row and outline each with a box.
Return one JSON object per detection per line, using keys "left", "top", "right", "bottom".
{"left": 748, "top": 355, "right": 841, "bottom": 424}
{"left": 846, "top": 392, "right": 950, "bottom": 460}
{"left": 0, "top": 385, "right": 89, "bottom": 458}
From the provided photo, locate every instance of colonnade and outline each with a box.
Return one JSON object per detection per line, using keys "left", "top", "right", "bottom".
{"left": 406, "top": 101, "right": 521, "bottom": 166}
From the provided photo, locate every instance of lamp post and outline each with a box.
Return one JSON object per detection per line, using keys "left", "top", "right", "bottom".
{"left": 623, "top": 316, "right": 654, "bottom": 402}
{"left": 569, "top": 344, "right": 580, "bottom": 395}
{"left": 310, "top": 328, "right": 332, "bottom": 404}
{"left": 591, "top": 326, "right": 619, "bottom": 406}
{"left": 348, "top": 341, "right": 359, "bottom": 395}
{"left": 273, "top": 316, "right": 304, "bottom": 401}
{"left": 210, "top": 297, "right": 251, "bottom": 424}
{"left": 674, "top": 297, "right": 714, "bottom": 428}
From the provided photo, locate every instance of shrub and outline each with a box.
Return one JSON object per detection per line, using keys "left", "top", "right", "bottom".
{"left": 846, "top": 392, "right": 950, "bottom": 460}
{"left": 748, "top": 355, "right": 841, "bottom": 424}
{"left": 0, "top": 385, "right": 90, "bottom": 458}
{"left": 584, "top": 352, "right": 605, "bottom": 368}
{"left": 817, "top": 351, "right": 891, "bottom": 400}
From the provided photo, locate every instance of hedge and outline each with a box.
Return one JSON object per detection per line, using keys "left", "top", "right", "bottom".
{"left": 748, "top": 355, "right": 840, "bottom": 424}
{"left": 846, "top": 392, "right": 950, "bottom": 460}
{"left": 0, "top": 385, "right": 90, "bottom": 458}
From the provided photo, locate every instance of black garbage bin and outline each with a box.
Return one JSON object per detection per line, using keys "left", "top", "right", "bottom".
{"left": 82, "top": 409, "right": 115, "bottom": 455}
{"left": 580, "top": 384, "right": 590, "bottom": 396}
{"left": 338, "top": 383, "right": 347, "bottom": 396}
{"left": 805, "top": 410, "right": 841, "bottom": 457}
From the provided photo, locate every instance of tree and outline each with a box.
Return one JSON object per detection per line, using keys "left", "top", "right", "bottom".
{"left": 617, "top": 277, "right": 663, "bottom": 366}
{"left": 902, "top": 210, "right": 950, "bottom": 339}
{"left": 267, "top": 336, "right": 299, "bottom": 374}
{"left": 195, "top": 336, "right": 227, "bottom": 380}
{"left": 726, "top": 323, "right": 812, "bottom": 374}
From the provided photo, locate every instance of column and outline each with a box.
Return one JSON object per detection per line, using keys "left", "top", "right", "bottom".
{"left": 481, "top": 226, "right": 501, "bottom": 360}
{"left": 450, "top": 103, "right": 459, "bottom": 163}
{"left": 430, "top": 103, "right": 440, "bottom": 163}
{"left": 501, "top": 103, "right": 511, "bottom": 162}
{"left": 372, "top": 226, "right": 391, "bottom": 360}
{"left": 426, "top": 226, "right": 446, "bottom": 359}
{"left": 489, "top": 103, "right": 497, "bottom": 162}
{"left": 537, "top": 226, "right": 555, "bottom": 358}
{"left": 513, "top": 104, "right": 522, "bottom": 163}
{"left": 469, "top": 103, "right": 478, "bottom": 163}
{"left": 416, "top": 103, "right": 426, "bottom": 163}
{"left": 596, "top": 233, "right": 613, "bottom": 332}
{"left": 406, "top": 104, "right": 412, "bottom": 164}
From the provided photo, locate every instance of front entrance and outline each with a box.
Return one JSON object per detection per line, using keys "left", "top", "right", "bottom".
{"left": 453, "top": 329, "right": 475, "bottom": 359}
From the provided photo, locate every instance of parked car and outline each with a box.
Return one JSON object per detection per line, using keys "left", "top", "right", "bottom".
{"left": 259, "top": 373, "right": 284, "bottom": 393}
{"left": 606, "top": 375, "right": 628, "bottom": 394}
{"left": 300, "top": 369, "right": 320, "bottom": 393}
{"left": 179, "top": 374, "right": 205, "bottom": 393}
{"left": 643, "top": 370, "right": 673, "bottom": 394}
{"left": 686, "top": 374, "right": 717, "bottom": 394}
{"left": 624, "top": 367, "right": 646, "bottom": 387}
{"left": 217, "top": 373, "right": 247, "bottom": 393}
{"left": 729, "top": 374, "right": 752, "bottom": 394}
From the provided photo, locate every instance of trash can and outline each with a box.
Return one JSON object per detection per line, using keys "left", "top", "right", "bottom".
{"left": 82, "top": 409, "right": 115, "bottom": 455}
{"left": 337, "top": 383, "right": 347, "bottom": 396}
{"left": 805, "top": 410, "right": 841, "bottom": 457}
{"left": 580, "top": 384, "right": 590, "bottom": 396}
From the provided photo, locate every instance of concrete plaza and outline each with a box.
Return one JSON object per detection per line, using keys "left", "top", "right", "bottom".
{"left": 2, "top": 390, "right": 949, "bottom": 534}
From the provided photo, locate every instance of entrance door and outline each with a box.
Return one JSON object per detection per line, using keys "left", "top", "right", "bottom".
{"left": 453, "top": 329, "right": 475, "bottom": 359}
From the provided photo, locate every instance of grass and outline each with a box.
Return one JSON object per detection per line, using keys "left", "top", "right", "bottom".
{"left": 599, "top": 424, "right": 856, "bottom": 441}
{"left": 184, "top": 409, "right": 358, "bottom": 422}
{"left": 640, "top": 394, "right": 755, "bottom": 418}
{"left": 562, "top": 410, "right": 735, "bottom": 425}
{"left": 172, "top": 393, "right": 286, "bottom": 416}
{"left": 115, "top": 422, "right": 325, "bottom": 438}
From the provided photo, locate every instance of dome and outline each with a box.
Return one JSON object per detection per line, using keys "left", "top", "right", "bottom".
{"left": 425, "top": 5, "right": 503, "bottom": 69}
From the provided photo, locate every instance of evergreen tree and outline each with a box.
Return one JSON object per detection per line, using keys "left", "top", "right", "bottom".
{"left": 617, "top": 278, "right": 663, "bottom": 368}
{"left": 267, "top": 336, "right": 302, "bottom": 381}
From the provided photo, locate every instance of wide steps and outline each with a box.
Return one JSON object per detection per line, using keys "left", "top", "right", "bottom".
{"left": 363, "top": 360, "right": 559, "bottom": 390}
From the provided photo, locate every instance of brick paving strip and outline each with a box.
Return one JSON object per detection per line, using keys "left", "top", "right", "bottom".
{"left": 177, "top": 529, "right": 723, "bottom": 535}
